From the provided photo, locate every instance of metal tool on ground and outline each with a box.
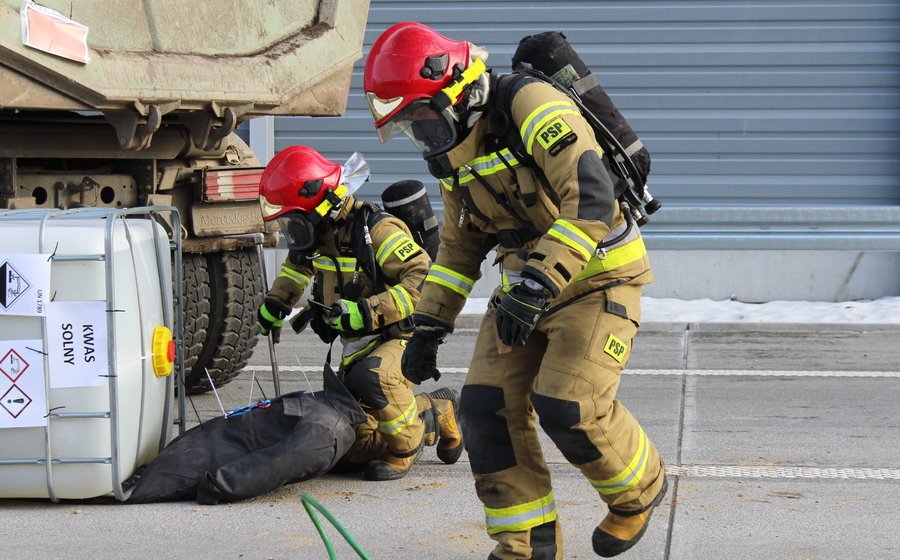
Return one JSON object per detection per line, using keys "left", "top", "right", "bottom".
{"left": 227, "top": 232, "right": 281, "bottom": 396}
{"left": 296, "top": 355, "right": 316, "bottom": 398}
{"left": 204, "top": 368, "right": 227, "bottom": 417}
{"left": 253, "top": 233, "right": 281, "bottom": 395}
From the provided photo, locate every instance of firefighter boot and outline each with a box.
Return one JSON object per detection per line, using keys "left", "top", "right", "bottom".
{"left": 428, "top": 388, "right": 464, "bottom": 464}
{"left": 592, "top": 477, "right": 668, "bottom": 557}
{"left": 363, "top": 437, "right": 425, "bottom": 481}
{"left": 364, "top": 394, "right": 435, "bottom": 481}
{"left": 417, "top": 393, "right": 439, "bottom": 447}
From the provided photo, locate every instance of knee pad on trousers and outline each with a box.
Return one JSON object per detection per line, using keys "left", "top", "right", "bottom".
{"left": 343, "top": 356, "right": 388, "bottom": 410}
{"left": 531, "top": 392, "right": 602, "bottom": 465}
{"left": 460, "top": 385, "right": 516, "bottom": 474}
{"left": 530, "top": 520, "right": 559, "bottom": 560}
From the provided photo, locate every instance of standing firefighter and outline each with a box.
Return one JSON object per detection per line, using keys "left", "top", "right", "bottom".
{"left": 256, "top": 145, "right": 463, "bottom": 481}
{"left": 363, "top": 23, "right": 667, "bottom": 558}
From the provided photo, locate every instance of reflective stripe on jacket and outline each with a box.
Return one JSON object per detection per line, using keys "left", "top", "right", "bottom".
{"left": 415, "top": 77, "right": 652, "bottom": 327}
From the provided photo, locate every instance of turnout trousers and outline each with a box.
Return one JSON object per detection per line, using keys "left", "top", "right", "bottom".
{"left": 340, "top": 338, "right": 428, "bottom": 462}
{"left": 459, "top": 284, "right": 666, "bottom": 560}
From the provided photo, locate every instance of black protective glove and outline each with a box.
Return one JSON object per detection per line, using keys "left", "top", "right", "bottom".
{"left": 401, "top": 315, "right": 451, "bottom": 385}
{"left": 290, "top": 306, "right": 315, "bottom": 334}
{"left": 257, "top": 298, "right": 291, "bottom": 344}
{"left": 291, "top": 305, "right": 338, "bottom": 344}
{"left": 495, "top": 278, "right": 551, "bottom": 347}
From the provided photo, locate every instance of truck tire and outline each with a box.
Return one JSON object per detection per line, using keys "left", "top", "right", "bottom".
{"left": 182, "top": 248, "right": 263, "bottom": 394}
{"left": 182, "top": 253, "right": 211, "bottom": 378}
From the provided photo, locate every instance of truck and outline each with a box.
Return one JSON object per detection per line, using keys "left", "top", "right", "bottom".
{"left": 0, "top": 0, "right": 371, "bottom": 392}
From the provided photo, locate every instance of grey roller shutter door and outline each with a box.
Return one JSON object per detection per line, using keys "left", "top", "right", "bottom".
{"left": 274, "top": 0, "right": 900, "bottom": 215}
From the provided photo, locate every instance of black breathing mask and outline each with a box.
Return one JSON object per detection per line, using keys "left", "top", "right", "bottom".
{"left": 277, "top": 211, "right": 326, "bottom": 252}
{"left": 426, "top": 152, "right": 456, "bottom": 179}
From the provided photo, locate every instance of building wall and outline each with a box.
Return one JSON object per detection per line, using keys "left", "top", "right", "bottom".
{"left": 267, "top": 0, "right": 900, "bottom": 301}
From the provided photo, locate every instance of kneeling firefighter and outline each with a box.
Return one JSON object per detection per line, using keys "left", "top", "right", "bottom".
{"left": 363, "top": 23, "right": 667, "bottom": 558}
{"left": 256, "top": 145, "right": 463, "bottom": 481}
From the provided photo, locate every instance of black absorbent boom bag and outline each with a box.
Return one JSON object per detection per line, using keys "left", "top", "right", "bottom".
{"left": 512, "top": 31, "right": 651, "bottom": 187}
{"left": 128, "top": 365, "right": 365, "bottom": 505}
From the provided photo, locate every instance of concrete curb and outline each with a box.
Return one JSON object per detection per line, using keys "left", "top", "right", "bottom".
{"left": 455, "top": 315, "right": 900, "bottom": 371}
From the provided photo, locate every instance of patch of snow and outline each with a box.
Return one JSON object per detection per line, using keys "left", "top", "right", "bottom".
{"left": 461, "top": 296, "right": 900, "bottom": 323}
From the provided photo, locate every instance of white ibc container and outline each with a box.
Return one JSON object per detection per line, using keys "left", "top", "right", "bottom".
{"left": 0, "top": 208, "right": 181, "bottom": 500}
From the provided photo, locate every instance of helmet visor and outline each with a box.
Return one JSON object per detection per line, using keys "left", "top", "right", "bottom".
{"left": 276, "top": 212, "right": 321, "bottom": 252}
{"left": 376, "top": 100, "right": 457, "bottom": 156}
{"left": 259, "top": 196, "right": 284, "bottom": 220}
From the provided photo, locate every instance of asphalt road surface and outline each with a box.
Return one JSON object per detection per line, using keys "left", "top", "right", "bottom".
{"left": 2, "top": 324, "right": 899, "bottom": 560}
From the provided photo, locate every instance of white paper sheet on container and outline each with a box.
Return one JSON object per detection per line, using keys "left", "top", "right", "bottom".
{"left": 20, "top": 0, "right": 90, "bottom": 64}
{"left": 0, "top": 339, "right": 47, "bottom": 428}
{"left": 0, "top": 253, "right": 49, "bottom": 316}
{"left": 47, "top": 301, "right": 108, "bottom": 388}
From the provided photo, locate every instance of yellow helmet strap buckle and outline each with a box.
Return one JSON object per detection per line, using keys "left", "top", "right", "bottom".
{"left": 314, "top": 184, "right": 349, "bottom": 217}
{"left": 431, "top": 57, "right": 487, "bottom": 112}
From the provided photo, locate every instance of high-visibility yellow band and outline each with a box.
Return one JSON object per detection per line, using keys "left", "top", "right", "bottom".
{"left": 425, "top": 265, "right": 475, "bottom": 298}
{"left": 313, "top": 255, "right": 357, "bottom": 273}
{"left": 277, "top": 265, "right": 310, "bottom": 290}
{"left": 437, "top": 149, "right": 520, "bottom": 191}
{"left": 589, "top": 428, "right": 649, "bottom": 495}
{"left": 484, "top": 492, "right": 558, "bottom": 535}
{"left": 458, "top": 149, "right": 519, "bottom": 185}
{"left": 574, "top": 237, "right": 647, "bottom": 281}
{"left": 378, "top": 400, "right": 419, "bottom": 436}
{"left": 547, "top": 219, "right": 596, "bottom": 260}
{"left": 520, "top": 101, "right": 580, "bottom": 155}
{"left": 500, "top": 269, "right": 527, "bottom": 292}
{"left": 376, "top": 231, "right": 410, "bottom": 266}
{"left": 259, "top": 304, "right": 283, "bottom": 326}
{"left": 388, "top": 285, "right": 414, "bottom": 319}
{"left": 341, "top": 338, "right": 381, "bottom": 366}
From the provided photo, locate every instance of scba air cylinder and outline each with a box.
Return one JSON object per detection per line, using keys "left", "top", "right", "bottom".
{"left": 381, "top": 180, "right": 439, "bottom": 261}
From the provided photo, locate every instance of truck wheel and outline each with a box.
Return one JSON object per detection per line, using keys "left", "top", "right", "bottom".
{"left": 182, "top": 253, "right": 210, "bottom": 378}
{"left": 182, "top": 248, "right": 263, "bottom": 394}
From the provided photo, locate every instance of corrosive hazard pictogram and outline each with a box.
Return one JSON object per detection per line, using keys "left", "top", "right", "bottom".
{"left": 1, "top": 384, "right": 32, "bottom": 418}
{"left": 0, "top": 348, "right": 29, "bottom": 382}
{"left": 0, "top": 261, "right": 32, "bottom": 309}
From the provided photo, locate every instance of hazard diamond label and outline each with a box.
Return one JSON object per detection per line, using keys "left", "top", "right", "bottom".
{"left": 0, "top": 261, "right": 32, "bottom": 309}
{"left": 1, "top": 384, "right": 32, "bottom": 419}
{"left": 0, "top": 339, "right": 45, "bottom": 428}
{"left": 0, "top": 348, "right": 29, "bottom": 382}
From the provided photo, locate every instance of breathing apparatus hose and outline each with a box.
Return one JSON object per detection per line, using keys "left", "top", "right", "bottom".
{"left": 300, "top": 493, "right": 372, "bottom": 560}
{"left": 361, "top": 204, "right": 378, "bottom": 288}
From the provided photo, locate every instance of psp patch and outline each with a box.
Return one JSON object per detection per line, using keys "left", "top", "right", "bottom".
{"left": 536, "top": 116, "right": 576, "bottom": 155}
{"left": 603, "top": 334, "right": 628, "bottom": 363}
{"left": 393, "top": 240, "right": 420, "bottom": 262}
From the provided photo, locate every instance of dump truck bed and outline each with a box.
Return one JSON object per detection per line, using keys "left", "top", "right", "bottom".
{"left": 0, "top": 0, "right": 369, "bottom": 116}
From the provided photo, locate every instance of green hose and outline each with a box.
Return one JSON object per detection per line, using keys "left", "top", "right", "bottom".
{"left": 300, "top": 493, "right": 373, "bottom": 560}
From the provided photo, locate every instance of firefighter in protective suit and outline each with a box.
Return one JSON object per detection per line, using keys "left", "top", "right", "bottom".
{"left": 256, "top": 145, "right": 463, "bottom": 481}
{"left": 364, "top": 23, "right": 667, "bottom": 558}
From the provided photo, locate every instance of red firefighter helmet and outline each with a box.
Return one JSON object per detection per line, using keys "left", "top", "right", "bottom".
{"left": 364, "top": 22, "right": 484, "bottom": 156}
{"left": 259, "top": 145, "right": 342, "bottom": 221}
{"left": 259, "top": 145, "right": 345, "bottom": 251}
